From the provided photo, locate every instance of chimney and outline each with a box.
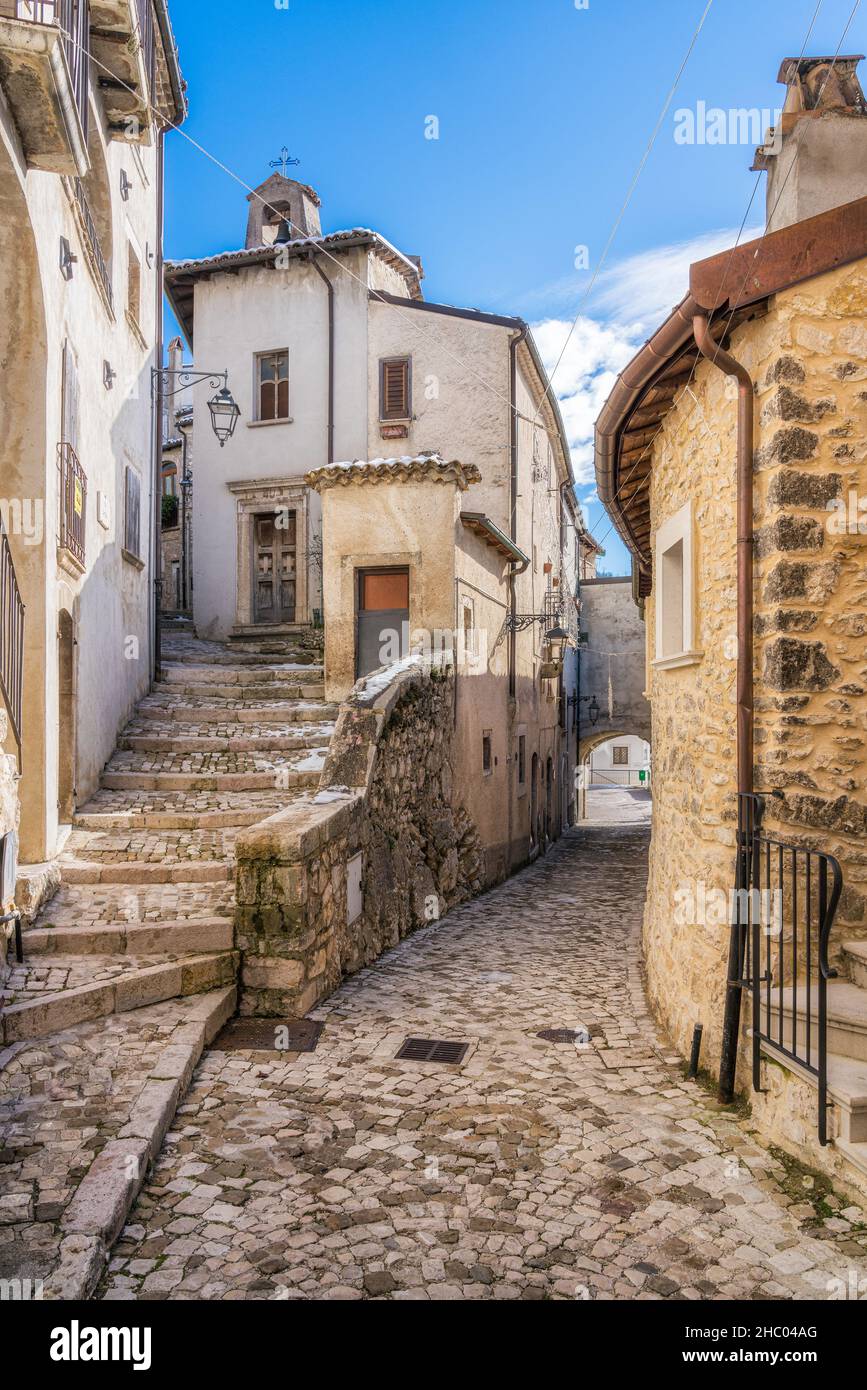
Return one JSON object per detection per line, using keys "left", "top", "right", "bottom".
{"left": 752, "top": 55, "right": 867, "bottom": 232}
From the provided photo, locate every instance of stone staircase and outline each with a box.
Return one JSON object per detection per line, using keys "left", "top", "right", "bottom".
{"left": 0, "top": 628, "right": 334, "bottom": 1296}
{"left": 775, "top": 938, "right": 867, "bottom": 1181}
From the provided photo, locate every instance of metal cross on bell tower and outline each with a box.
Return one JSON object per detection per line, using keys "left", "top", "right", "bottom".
{"left": 269, "top": 146, "right": 300, "bottom": 178}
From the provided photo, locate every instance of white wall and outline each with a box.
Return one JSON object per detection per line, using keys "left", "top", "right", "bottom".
{"left": 590, "top": 734, "right": 651, "bottom": 787}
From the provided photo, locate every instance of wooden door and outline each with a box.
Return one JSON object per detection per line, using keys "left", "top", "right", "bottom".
{"left": 253, "top": 512, "right": 296, "bottom": 624}
{"left": 356, "top": 568, "right": 409, "bottom": 679}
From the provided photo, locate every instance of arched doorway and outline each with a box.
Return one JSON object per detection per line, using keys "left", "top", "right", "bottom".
{"left": 577, "top": 730, "right": 652, "bottom": 824}
{"left": 530, "top": 752, "right": 539, "bottom": 851}
{"left": 545, "top": 756, "right": 553, "bottom": 846}
{"left": 57, "top": 607, "right": 77, "bottom": 822}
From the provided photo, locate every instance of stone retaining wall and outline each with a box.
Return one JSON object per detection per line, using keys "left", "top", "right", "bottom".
{"left": 235, "top": 658, "right": 484, "bottom": 1016}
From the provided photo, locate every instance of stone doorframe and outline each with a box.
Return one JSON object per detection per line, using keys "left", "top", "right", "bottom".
{"left": 227, "top": 477, "right": 310, "bottom": 628}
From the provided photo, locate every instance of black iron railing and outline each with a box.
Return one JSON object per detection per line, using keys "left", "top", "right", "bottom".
{"left": 735, "top": 792, "right": 843, "bottom": 1145}
{"left": 0, "top": 511, "right": 24, "bottom": 769}
{"left": 70, "top": 176, "right": 113, "bottom": 310}
{"left": 1, "top": 2, "right": 90, "bottom": 142}
{"left": 58, "top": 441, "right": 86, "bottom": 566}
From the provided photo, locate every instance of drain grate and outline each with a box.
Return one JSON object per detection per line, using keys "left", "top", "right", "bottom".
{"left": 536, "top": 1028, "right": 589, "bottom": 1045}
{"left": 213, "top": 1017, "right": 324, "bottom": 1053}
{"left": 395, "top": 1037, "right": 469, "bottom": 1065}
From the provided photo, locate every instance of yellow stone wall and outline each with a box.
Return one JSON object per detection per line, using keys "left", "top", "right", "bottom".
{"left": 644, "top": 261, "right": 867, "bottom": 1093}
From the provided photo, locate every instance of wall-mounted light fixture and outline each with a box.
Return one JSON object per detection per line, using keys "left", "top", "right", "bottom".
{"left": 59, "top": 237, "right": 77, "bottom": 281}
{"left": 103, "top": 360, "right": 117, "bottom": 390}
{"left": 120, "top": 168, "right": 132, "bottom": 201}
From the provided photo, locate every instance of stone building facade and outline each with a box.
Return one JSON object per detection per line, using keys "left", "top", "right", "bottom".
{"left": 0, "top": 2, "right": 185, "bottom": 865}
{"left": 594, "top": 56, "right": 867, "bottom": 1195}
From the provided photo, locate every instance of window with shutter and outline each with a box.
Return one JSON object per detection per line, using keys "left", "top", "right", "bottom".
{"left": 380, "top": 357, "right": 411, "bottom": 420}
{"left": 124, "top": 465, "right": 141, "bottom": 562}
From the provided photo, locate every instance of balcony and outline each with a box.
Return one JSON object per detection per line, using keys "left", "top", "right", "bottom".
{"left": 58, "top": 441, "right": 87, "bottom": 574}
{"left": 89, "top": 0, "right": 155, "bottom": 141}
{"left": 0, "top": 511, "right": 24, "bottom": 771}
{"left": 0, "top": 1, "right": 90, "bottom": 176}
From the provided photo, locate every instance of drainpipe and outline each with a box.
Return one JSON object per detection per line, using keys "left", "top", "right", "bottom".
{"left": 693, "top": 311, "right": 755, "bottom": 1104}
{"left": 152, "top": 126, "right": 166, "bottom": 682}
{"left": 508, "top": 325, "right": 528, "bottom": 873}
{"left": 308, "top": 253, "right": 334, "bottom": 464}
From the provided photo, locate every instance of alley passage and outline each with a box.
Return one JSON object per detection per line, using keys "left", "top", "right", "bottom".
{"left": 102, "top": 802, "right": 867, "bottom": 1301}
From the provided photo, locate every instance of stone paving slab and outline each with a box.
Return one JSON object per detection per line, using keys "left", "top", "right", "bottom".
{"left": 26, "top": 880, "right": 234, "bottom": 927}
{"left": 0, "top": 987, "right": 236, "bottom": 1298}
{"left": 98, "top": 819, "right": 867, "bottom": 1302}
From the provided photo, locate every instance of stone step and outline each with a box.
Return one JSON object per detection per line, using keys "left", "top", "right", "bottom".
{"left": 0, "top": 985, "right": 235, "bottom": 1300}
{"left": 60, "top": 859, "right": 231, "bottom": 885}
{"left": 73, "top": 802, "right": 287, "bottom": 832}
{"left": 33, "top": 880, "right": 233, "bottom": 931}
{"left": 118, "top": 727, "right": 332, "bottom": 753}
{"left": 100, "top": 769, "right": 320, "bottom": 792}
{"left": 165, "top": 650, "right": 319, "bottom": 668}
{"left": 22, "top": 918, "right": 233, "bottom": 956}
{"left": 160, "top": 662, "right": 323, "bottom": 685}
{"left": 781, "top": 980, "right": 867, "bottom": 1063}
{"left": 0, "top": 952, "right": 238, "bottom": 1045}
{"left": 151, "top": 680, "right": 325, "bottom": 701}
{"left": 64, "top": 826, "right": 239, "bottom": 864}
{"left": 843, "top": 941, "right": 867, "bottom": 991}
{"left": 134, "top": 700, "right": 337, "bottom": 724}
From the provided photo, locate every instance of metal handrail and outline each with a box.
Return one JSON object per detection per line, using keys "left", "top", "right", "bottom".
{"left": 0, "top": 511, "right": 24, "bottom": 770}
{"left": 736, "top": 791, "right": 843, "bottom": 1145}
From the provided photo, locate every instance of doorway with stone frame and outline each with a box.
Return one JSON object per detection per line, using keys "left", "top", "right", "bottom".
{"left": 227, "top": 478, "right": 311, "bottom": 634}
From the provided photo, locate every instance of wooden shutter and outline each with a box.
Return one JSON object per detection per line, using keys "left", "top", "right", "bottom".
{"left": 124, "top": 466, "right": 141, "bottom": 559}
{"left": 380, "top": 358, "right": 410, "bottom": 420}
{"left": 61, "top": 342, "right": 80, "bottom": 454}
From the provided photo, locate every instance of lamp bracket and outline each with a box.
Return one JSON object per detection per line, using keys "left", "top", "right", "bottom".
{"left": 152, "top": 367, "right": 229, "bottom": 400}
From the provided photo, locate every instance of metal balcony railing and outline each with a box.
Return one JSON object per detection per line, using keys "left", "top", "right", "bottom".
{"left": 1, "top": 2, "right": 91, "bottom": 143}
{"left": 70, "top": 176, "right": 113, "bottom": 310}
{"left": 58, "top": 440, "right": 86, "bottom": 567}
{"left": 0, "top": 511, "right": 24, "bottom": 769}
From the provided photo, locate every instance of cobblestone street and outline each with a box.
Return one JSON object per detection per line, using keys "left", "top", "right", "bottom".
{"left": 97, "top": 796, "right": 867, "bottom": 1302}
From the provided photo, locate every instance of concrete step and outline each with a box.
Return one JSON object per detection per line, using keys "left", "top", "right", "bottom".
{"left": 165, "top": 650, "right": 319, "bottom": 668}
{"left": 73, "top": 803, "right": 286, "bottom": 832}
{"left": 0, "top": 951, "right": 238, "bottom": 1045}
{"left": 843, "top": 940, "right": 867, "bottom": 991}
{"left": 60, "top": 859, "right": 231, "bottom": 885}
{"left": 782, "top": 980, "right": 867, "bottom": 1063}
{"left": 151, "top": 680, "right": 325, "bottom": 701}
{"left": 160, "top": 662, "right": 323, "bottom": 685}
{"left": 135, "top": 700, "right": 337, "bottom": 724}
{"left": 22, "top": 918, "right": 233, "bottom": 956}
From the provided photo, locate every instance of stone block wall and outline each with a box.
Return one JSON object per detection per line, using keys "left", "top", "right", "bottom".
{"left": 643, "top": 261, "right": 867, "bottom": 1093}
{"left": 235, "top": 659, "right": 484, "bottom": 1016}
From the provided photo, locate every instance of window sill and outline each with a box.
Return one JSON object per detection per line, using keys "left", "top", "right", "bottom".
{"left": 126, "top": 311, "right": 148, "bottom": 351}
{"left": 122, "top": 548, "right": 145, "bottom": 571}
{"left": 247, "top": 417, "right": 294, "bottom": 428}
{"left": 652, "top": 649, "right": 703, "bottom": 670}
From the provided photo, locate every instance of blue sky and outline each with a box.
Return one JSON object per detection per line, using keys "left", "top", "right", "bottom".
{"left": 164, "top": 0, "right": 866, "bottom": 574}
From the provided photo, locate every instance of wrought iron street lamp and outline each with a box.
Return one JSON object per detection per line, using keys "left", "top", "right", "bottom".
{"left": 544, "top": 624, "right": 570, "bottom": 668}
{"left": 207, "top": 385, "right": 241, "bottom": 447}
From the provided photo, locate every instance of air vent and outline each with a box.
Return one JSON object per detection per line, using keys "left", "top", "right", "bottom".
{"left": 213, "top": 1018, "right": 324, "bottom": 1053}
{"left": 395, "top": 1037, "right": 469, "bottom": 1064}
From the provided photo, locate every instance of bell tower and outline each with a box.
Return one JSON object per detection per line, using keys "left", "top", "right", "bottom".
{"left": 245, "top": 174, "right": 322, "bottom": 249}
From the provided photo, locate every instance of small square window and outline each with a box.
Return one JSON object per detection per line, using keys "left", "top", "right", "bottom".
{"left": 612, "top": 746, "right": 629, "bottom": 766}
{"left": 482, "top": 731, "right": 492, "bottom": 776}
{"left": 257, "top": 350, "right": 290, "bottom": 421}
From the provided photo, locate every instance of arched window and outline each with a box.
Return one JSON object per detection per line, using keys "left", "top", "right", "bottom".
{"left": 161, "top": 462, "right": 178, "bottom": 497}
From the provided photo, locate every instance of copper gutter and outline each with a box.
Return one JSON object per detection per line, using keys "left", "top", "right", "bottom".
{"left": 693, "top": 311, "right": 756, "bottom": 1105}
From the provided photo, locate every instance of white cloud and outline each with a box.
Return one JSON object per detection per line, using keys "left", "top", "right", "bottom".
{"left": 591, "top": 224, "right": 763, "bottom": 328}
{"left": 530, "top": 223, "right": 763, "bottom": 488}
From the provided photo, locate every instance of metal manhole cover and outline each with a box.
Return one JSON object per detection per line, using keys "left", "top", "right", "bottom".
{"left": 395, "top": 1037, "right": 469, "bottom": 1065}
{"left": 213, "top": 1018, "right": 324, "bottom": 1053}
{"left": 536, "top": 1028, "right": 589, "bottom": 1045}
